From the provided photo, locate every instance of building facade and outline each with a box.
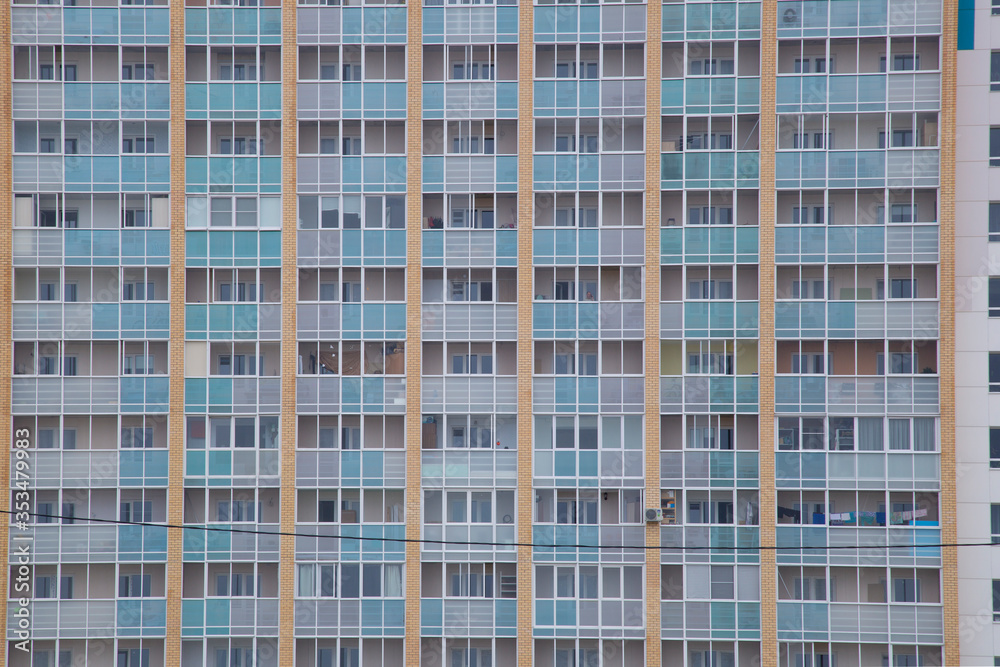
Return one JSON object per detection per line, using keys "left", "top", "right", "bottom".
{"left": 1, "top": 0, "right": 959, "bottom": 665}
{"left": 955, "top": 1, "right": 1000, "bottom": 666}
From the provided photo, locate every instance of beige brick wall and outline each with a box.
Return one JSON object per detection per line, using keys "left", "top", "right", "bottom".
{"left": 516, "top": 0, "right": 536, "bottom": 662}
{"left": 939, "top": 0, "right": 958, "bottom": 662}
{"left": 758, "top": 1, "right": 778, "bottom": 664}
{"left": 165, "top": 1, "right": 187, "bottom": 663}
{"left": 405, "top": 0, "right": 424, "bottom": 663}
{"left": 644, "top": 1, "right": 663, "bottom": 662}
{"left": 279, "top": 0, "right": 300, "bottom": 661}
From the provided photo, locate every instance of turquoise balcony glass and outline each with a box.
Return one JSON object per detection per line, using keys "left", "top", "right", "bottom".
{"left": 738, "top": 2, "right": 761, "bottom": 36}
{"left": 120, "top": 450, "right": 169, "bottom": 486}
{"left": 736, "top": 77, "right": 761, "bottom": 112}
{"left": 497, "top": 229, "right": 517, "bottom": 263}
{"left": 735, "top": 451, "right": 758, "bottom": 484}
{"left": 63, "top": 7, "right": 118, "bottom": 43}
{"left": 661, "top": 78, "right": 684, "bottom": 114}
{"left": 497, "top": 6, "right": 518, "bottom": 40}
{"left": 735, "top": 376, "right": 758, "bottom": 412}
{"left": 661, "top": 153, "right": 683, "bottom": 187}
{"left": 735, "top": 301, "right": 759, "bottom": 337}
{"left": 660, "top": 227, "right": 682, "bottom": 263}
{"left": 662, "top": 4, "right": 684, "bottom": 39}
{"left": 117, "top": 599, "right": 167, "bottom": 635}
{"left": 120, "top": 7, "right": 169, "bottom": 42}
{"left": 686, "top": 77, "right": 737, "bottom": 114}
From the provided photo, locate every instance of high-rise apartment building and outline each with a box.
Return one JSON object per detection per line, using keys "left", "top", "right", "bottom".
{"left": 0, "top": 0, "right": 963, "bottom": 665}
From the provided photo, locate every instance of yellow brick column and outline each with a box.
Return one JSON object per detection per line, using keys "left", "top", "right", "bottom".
{"left": 279, "top": 0, "right": 299, "bottom": 662}
{"left": 516, "top": 0, "right": 535, "bottom": 662}
{"left": 0, "top": 0, "right": 12, "bottom": 662}
{"left": 644, "top": 2, "right": 662, "bottom": 665}
{"left": 405, "top": 0, "right": 423, "bottom": 663}
{"left": 165, "top": 1, "right": 187, "bottom": 664}
{"left": 938, "top": 0, "right": 958, "bottom": 662}
{"left": 757, "top": 1, "right": 777, "bottom": 665}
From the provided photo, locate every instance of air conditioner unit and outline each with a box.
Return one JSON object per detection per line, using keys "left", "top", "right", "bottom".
{"left": 645, "top": 508, "right": 664, "bottom": 523}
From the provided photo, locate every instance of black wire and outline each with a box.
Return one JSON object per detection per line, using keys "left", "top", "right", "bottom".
{"left": 2, "top": 509, "right": 982, "bottom": 551}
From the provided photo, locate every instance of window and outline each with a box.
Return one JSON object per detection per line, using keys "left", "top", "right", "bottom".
{"left": 62, "top": 356, "right": 78, "bottom": 376}
{"left": 124, "top": 208, "right": 149, "bottom": 227}
{"left": 992, "top": 203, "right": 1000, "bottom": 242}
{"left": 886, "top": 278, "right": 916, "bottom": 298}
{"left": 880, "top": 54, "right": 919, "bottom": 72}
{"left": 991, "top": 128, "right": 1000, "bottom": 167}
{"left": 449, "top": 280, "right": 493, "bottom": 302}
{"left": 991, "top": 278, "right": 1000, "bottom": 317}
{"left": 555, "top": 61, "right": 596, "bottom": 79}
{"left": 31, "top": 651, "right": 74, "bottom": 667}
{"left": 688, "top": 206, "right": 733, "bottom": 225}
{"left": 452, "top": 62, "right": 495, "bottom": 80}
{"left": 686, "top": 133, "right": 732, "bottom": 150}
{"left": 992, "top": 428, "right": 1000, "bottom": 469}
{"left": 892, "top": 577, "right": 920, "bottom": 603}
{"left": 687, "top": 353, "right": 733, "bottom": 375}
{"left": 215, "top": 573, "right": 258, "bottom": 597}
{"left": 64, "top": 139, "right": 78, "bottom": 155}
{"left": 35, "top": 575, "right": 56, "bottom": 598}
{"left": 791, "top": 353, "right": 827, "bottom": 374}
{"left": 889, "top": 203, "right": 915, "bottom": 223}
{"left": 219, "top": 282, "right": 263, "bottom": 302}
{"left": 117, "top": 649, "right": 150, "bottom": 667}
{"left": 64, "top": 283, "right": 77, "bottom": 302}
{"left": 216, "top": 499, "right": 258, "bottom": 522}
{"left": 342, "top": 63, "right": 362, "bottom": 81}
{"left": 687, "top": 498, "right": 734, "bottom": 524}
{"left": 120, "top": 500, "right": 152, "bottom": 522}
{"left": 793, "top": 577, "right": 828, "bottom": 601}
{"left": 118, "top": 574, "right": 152, "bottom": 598}
{"left": 36, "top": 501, "right": 55, "bottom": 524}
{"left": 992, "top": 353, "right": 1000, "bottom": 392}
{"left": 888, "top": 417, "right": 935, "bottom": 451}
{"left": 215, "top": 649, "right": 257, "bottom": 667}
{"left": 122, "top": 63, "right": 154, "bottom": 80}
{"left": 688, "top": 280, "right": 733, "bottom": 299}
{"left": 341, "top": 136, "right": 362, "bottom": 155}
{"left": 792, "top": 280, "right": 826, "bottom": 299}
{"left": 992, "top": 504, "right": 1000, "bottom": 543}
{"left": 342, "top": 281, "right": 362, "bottom": 302}
{"left": 689, "top": 59, "right": 734, "bottom": 75}
{"left": 123, "top": 281, "right": 154, "bottom": 300}
{"left": 37, "top": 429, "right": 56, "bottom": 449}
{"left": 452, "top": 354, "right": 493, "bottom": 374}
{"left": 446, "top": 564, "right": 495, "bottom": 598}
{"left": 992, "top": 52, "right": 1000, "bottom": 91}
{"left": 450, "top": 648, "right": 493, "bottom": 667}
{"left": 690, "top": 652, "right": 735, "bottom": 667}
{"left": 995, "top": 0, "right": 1000, "bottom": 14}
{"left": 879, "top": 129, "right": 914, "bottom": 148}
{"left": 39, "top": 138, "right": 56, "bottom": 153}
{"left": 994, "top": 580, "right": 1000, "bottom": 621}
{"left": 219, "top": 137, "right": 258, "bottom": 155}
{"left": 122, "top": 137, "right": 155, "bottom": 153}
{"left": 122, "top": 354, "right": 154, "bottom": 374}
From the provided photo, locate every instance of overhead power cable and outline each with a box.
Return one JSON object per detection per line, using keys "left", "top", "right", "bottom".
{"left": 3, "top": 509, "right": 974, "bottom": 552}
